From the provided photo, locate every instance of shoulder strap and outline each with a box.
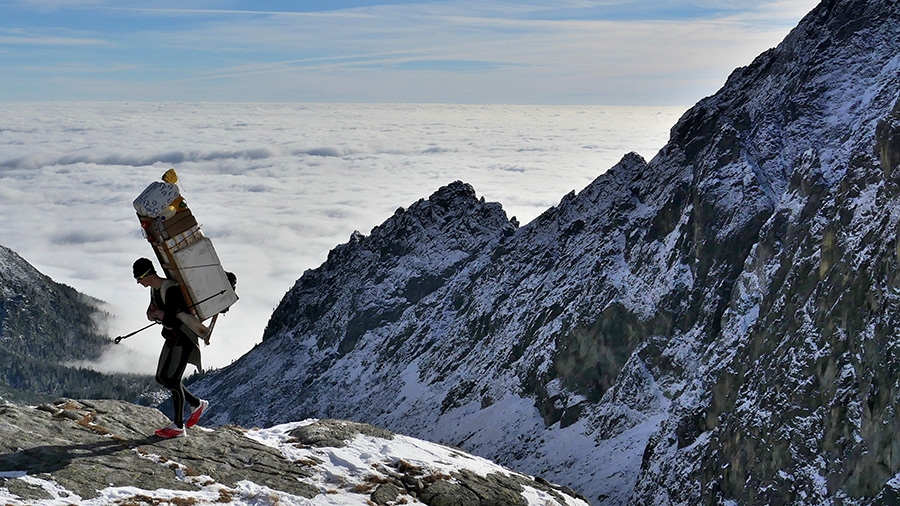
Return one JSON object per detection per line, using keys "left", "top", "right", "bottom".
{"left": 159, "top": 279, "right": 179, "bottom": 305}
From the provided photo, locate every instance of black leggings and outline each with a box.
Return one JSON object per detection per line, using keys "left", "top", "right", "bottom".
{"left": 156, "top": 337, "right": 199, "bottom": 428}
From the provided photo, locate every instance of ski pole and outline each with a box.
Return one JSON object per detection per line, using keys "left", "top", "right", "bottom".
{"left": 114, "top": 321, "right": 159, "bottom": 344}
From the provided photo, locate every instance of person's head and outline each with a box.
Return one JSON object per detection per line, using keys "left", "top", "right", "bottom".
{"left": 133, "top": 257, "right": 157, "bottom": 286}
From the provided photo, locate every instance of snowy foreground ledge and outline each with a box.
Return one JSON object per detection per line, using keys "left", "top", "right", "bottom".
{"left": 0, "top": 399, "right": 589, "bottom": 506}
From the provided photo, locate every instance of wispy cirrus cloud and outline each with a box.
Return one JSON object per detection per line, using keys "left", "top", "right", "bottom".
{"left": 0, "top": 28, "right": 108, "bottom": 46}
{"left": 0, "top": 0, "right": 820, "bottom": 103}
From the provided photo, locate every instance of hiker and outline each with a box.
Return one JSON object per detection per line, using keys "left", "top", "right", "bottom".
{"left": 133, "top": 257, "right": 209, "bottom": 438}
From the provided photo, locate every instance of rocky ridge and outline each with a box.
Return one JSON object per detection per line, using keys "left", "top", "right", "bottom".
{"left": 0, "top": 399, "right": 587, "bottom": 506}
{"left": 192, "top": 0, "right": 900, "bottom": 504}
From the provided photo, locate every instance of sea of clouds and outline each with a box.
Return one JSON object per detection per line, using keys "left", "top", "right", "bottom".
{"left": 0, "top": 102, "right": 685, "bottom": 374}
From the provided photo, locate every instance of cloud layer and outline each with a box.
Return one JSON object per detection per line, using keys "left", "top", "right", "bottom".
{"left": 0, "top": 102, "right": 684, "bottom": 374}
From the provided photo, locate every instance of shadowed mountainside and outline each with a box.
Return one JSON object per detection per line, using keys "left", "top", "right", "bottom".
{"left": 194, "top": 0, "right": 900, "bottom": 503}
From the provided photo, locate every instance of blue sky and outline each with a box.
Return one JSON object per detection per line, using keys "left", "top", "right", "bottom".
{"left": 1, "top": 0, "right": 819, "bottom": 104}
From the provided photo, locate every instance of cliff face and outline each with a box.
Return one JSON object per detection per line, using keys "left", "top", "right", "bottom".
{"left": 193, "top": 0, "right": 900, "bottom": 503}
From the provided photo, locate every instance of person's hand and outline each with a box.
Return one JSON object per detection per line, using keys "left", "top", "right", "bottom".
{"left": 147, "top": 309, "right": 164, "bottom": 322}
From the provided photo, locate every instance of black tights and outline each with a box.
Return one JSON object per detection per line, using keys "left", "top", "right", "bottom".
{"left": 156, "top": 338, "right": 199, "bottom": 428}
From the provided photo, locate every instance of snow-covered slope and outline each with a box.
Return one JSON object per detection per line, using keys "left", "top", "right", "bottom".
{"left": 193, "top": 0, "right": 900, "bottom": 503}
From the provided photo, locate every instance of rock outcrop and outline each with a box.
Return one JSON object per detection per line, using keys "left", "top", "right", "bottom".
{"left": 0, "top": 399, "right": 587, "bottom": 506}
{"left": 0, "top": 399, "right": 317, "bottom": 503}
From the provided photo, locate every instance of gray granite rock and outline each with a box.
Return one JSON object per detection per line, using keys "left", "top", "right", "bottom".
{"left": 0, "top": 400, "right": 586, "bottom": 505}
{"left": 0, "top": 399, "right": 316, "bottom": 501}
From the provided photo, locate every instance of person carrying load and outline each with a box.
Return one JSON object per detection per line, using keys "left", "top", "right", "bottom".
{"left": 133, "top": 257, "right": 209, "bottom": 439}
{"left": 121, "top": 169, "right": 238, "bottom": 438}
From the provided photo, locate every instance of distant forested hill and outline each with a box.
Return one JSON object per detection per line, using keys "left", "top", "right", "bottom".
{"left": 0, "top": 244, "right": 155, "bottom": 403}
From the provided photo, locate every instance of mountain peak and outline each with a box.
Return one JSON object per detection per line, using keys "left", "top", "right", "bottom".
{"left": 262, "top": 181, "right": 512, "bottom": 343}
{"left": 424, "top": 180, "right": 478, "bottom": 208}
{"left": 379, "top": 179, "right": 512, "bottom": 248}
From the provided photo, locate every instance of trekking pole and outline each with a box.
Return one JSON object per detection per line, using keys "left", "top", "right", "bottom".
{"left": 113, "top": 290, "right": 227, "bottom": 344}
{"left": 114, "top": 321, "right": 159, "bottom": 344}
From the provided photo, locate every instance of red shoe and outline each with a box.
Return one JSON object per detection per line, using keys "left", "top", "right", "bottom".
{"left": 185, "top": 399, "right": 209, "bottom": 428}
{"left": 155, "top": 423, "right": 186, "bottom": 438}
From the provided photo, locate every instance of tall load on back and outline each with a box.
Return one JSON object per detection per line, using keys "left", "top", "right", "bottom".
{"left": 133, "top": 169, "right": 238, "bottom": 340}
